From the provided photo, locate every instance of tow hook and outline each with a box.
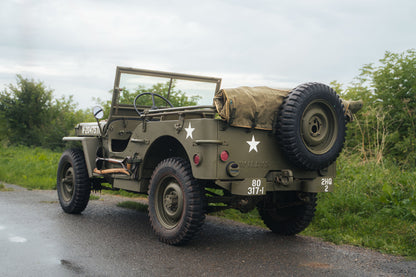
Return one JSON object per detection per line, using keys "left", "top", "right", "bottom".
{"left": 274, "top": 170, "right": 294, "bottom": 186}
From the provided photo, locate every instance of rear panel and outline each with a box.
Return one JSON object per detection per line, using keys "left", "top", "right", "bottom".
{"left": 215, "top": 121, "right": 336, "bottom": 194}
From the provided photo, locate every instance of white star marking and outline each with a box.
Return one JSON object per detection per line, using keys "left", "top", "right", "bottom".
{"left": 247, "top": 135, "right": 260, "bottom": 152}
{"left": 185, "top": 122, "right": 195, "bottom": 139}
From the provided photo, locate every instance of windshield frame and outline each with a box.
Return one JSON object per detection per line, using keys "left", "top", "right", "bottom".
{"left": 110, "top": 66, "right": 222, "bottom": 118}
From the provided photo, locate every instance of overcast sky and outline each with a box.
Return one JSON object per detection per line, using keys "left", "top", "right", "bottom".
{"left": 1, "top": 0, "right": 415, "bottom": 109}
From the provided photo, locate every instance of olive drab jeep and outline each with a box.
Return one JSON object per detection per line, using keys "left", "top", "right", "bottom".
{"left": 57, "top": 66, "right": 362, "bottom": 245}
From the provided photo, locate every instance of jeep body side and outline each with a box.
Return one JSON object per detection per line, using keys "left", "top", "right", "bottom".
{"left": 57, "top": 66, "right": 359, "bottom": 245}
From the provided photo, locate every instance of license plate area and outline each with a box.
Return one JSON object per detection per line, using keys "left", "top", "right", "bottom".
{"left": 231, "top": 178, "right": 266, "bottom": 195}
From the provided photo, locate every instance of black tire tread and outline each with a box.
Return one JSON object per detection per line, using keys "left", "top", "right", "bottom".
{"left": 258, "top": 192, "right": 317, "bottom": 235}
{"left": 57, "top": 148, "right": 91, "bottom": 214}
{"left": 148, "top": 157, "right": 205, "bottom": 245}
{"left": 276, "top": 82, "right": 346, "bottom": 170}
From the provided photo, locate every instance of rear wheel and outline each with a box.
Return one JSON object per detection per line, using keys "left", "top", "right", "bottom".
{"left": 258, "top": 192, "right": 317, "bottom": 235}
{"left": 148, "top": 157, "right": 205, "bottom": 245}
{"left": 57, "top": 149, "right": 91, "bottom": 214}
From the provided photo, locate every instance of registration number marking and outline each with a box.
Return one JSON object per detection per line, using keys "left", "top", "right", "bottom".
{"left": 82, "top": 126, "right": 100, "bottom": 135}
{"left": 248, "top": 179, "right": 265, "bottom": 195}
{"left": 321, "top": 178, "right": 333, "bottom": 192}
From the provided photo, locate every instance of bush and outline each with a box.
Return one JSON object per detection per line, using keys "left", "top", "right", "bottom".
{"left": 0, "top": 75, "right": 90, "bottom": 150}
{"left": 340, "top": 49, "right": 416, "bottom": 166}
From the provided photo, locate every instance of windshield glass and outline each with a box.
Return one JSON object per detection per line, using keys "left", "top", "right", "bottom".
{"left": 116, "top": 68, "right": 221, "bottom": 107}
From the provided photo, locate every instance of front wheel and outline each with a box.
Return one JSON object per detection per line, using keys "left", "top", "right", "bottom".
{"left": 257, "top": 192, "right": 317, "bottom": 235}
{"left": 148, "top": 157, "right": 205, "bottom": 245}
{"left": 57, "top": 149, "right": 91, "bottom": 214}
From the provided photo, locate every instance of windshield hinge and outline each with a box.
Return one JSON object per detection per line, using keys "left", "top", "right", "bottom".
{"left": 175, "top": 114, "right": 185, "bottom": 133}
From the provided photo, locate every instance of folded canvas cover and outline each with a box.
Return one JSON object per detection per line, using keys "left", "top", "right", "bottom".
{"left": 214, "top": 86, "right": 290, "bottom": 130}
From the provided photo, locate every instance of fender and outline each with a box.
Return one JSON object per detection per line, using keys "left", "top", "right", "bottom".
{"left": 63, "top": 137, "right": 99, "bottom": 177}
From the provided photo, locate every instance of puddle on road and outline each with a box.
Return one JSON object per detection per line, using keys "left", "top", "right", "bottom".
{"left": 1, "top": 226, "right": 29, "bottom": 243}
{"left": 60, "top": 259, "right": 84, "bottom": 274}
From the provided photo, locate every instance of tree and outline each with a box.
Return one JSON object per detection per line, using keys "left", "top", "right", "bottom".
{"left": 341, "top": 49, "right": 416, "bottom": 165}
{"left": 125, "top": 81, "right": 200, "bottom": 107}
{"left": 99, "top": 81, "right": 201, "bottom": 117}
{"left": 0, "top": 75, "right": 89, "bottom": 149}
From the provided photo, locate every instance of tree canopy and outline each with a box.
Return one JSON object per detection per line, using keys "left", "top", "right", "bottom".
{"left": 0, "top": 75, "right": 89, "bottom": 149}
{"left": 100, "top": 81, "right": 201, "bottom": 117}
{"left": 123, "top": 81, "right": 200, "bottom": 107}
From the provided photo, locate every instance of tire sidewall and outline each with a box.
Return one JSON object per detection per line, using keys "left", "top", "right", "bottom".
{"left": 277, "top": 83, "right": 346, "bottom": 170}
{"left": 57, "top": 153, "right": 74, "bottom": 210}
{"left": 56, "top": 149, "right": 90, "bottom": 213}
{"left": 148, "top": 165, "right": 189, "bottom": 240}
{"left": 149, "top": 157, "right": 206, "bottom": 245}
{"left": 295, "top": 85, "right": 345, "bottom": 163}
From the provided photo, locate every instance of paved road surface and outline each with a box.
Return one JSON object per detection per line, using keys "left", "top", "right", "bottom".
{"left": 1, "top": 184, "right": 415, "bottom": 276}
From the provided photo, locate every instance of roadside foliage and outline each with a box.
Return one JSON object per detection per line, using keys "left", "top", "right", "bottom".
{"left": 0, "top": 75, "right": 91, "bottom": 149}
{"left": 340, "top": 49, "right": 416, "bottom": 167}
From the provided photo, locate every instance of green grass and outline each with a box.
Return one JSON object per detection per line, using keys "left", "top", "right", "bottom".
{"left": 0, "top": 146, "right": 60, "bottom": 190}
{"left": 100, "top": 184, "right": 146, "bottom": 198}
{"left": 212, "top": 208, "right": 266, "bottom": 227}
{"left": 303, "top": 153, "right": 416, "bottom": 258}
{"left": 117, "top": 201, "right": 148, "bottom": 212}
{"left": 0, "top": 183, "right": 14, "bottom": 191}
{"left": 89, "top": 195, "right": 100, "bottom": 200}
{"left": 1, "top": 145, "right": 415, "bottom": 258}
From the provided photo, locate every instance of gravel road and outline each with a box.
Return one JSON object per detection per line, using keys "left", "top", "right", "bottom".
{"left": 1, "top": 183, "right": 415, "bottom": 276}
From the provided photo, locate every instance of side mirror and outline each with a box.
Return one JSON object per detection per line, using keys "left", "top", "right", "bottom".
{"left": 93, "top": 106, "right": 104, "bottom": 120}
{"left": 93, "top": 106, "right": 104, "bottom": 136}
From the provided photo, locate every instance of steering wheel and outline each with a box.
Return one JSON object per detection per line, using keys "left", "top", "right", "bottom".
{"left": 134, "top": 92, "right": 173, "bottom": 116}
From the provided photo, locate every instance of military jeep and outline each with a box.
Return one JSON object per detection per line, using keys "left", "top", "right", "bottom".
{"left": 57, "top": 66, "right": 361, "bottom": 245}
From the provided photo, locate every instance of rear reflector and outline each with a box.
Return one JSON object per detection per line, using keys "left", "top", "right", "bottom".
{"left": 193, "top": 154, "right": 201, "bottom": 166}
{"left": 220, "top": 151, "right": 229, "bottom": 162}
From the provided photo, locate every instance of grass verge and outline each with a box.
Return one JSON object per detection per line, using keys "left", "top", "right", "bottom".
{"left": 303, "top": 153, "right": 416, "bottom": 258}
{"left": 0, "top": 183, "right": 14, "bottom": 191}
{"left": 0, "top": 146, "right": 60, "bottom": 190}
{"left": 117, "top": 201, "right": 148, "bottom": 212}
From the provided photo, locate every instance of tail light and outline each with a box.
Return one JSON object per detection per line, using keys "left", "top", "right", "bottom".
{"left": 220, "top": 150, "right": 229, "bottom": 162}
{"left": 193, "top": 154, "right": 201, "bottom": 166}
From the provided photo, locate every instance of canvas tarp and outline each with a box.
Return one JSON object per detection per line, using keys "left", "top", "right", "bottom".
{"left": 214, "top": 86, "right": 291, "bottom": 130}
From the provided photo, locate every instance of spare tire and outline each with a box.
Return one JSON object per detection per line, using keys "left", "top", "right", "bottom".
{"left": 275, "top": 82, "right": 346, "bottom": 170}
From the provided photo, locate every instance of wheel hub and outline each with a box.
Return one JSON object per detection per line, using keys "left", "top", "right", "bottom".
{"left": 157, "top": 181, "right": 184, "bottom": 229}
{"left": 301, "top": 100, "right": 337, "bottom": 155}
{"left": 61, "top": 167, "right": 75, "bottom": 202}
{"left": 163, "top": 189, "right": 179, "bottom": 216}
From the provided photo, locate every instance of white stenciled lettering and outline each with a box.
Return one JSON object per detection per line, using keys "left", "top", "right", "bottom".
{"left": 248, "top": 179, "right": 264, "bottom": 195}
{"left": 82, "top": 126, "right": 99, "bottom": 135}
{"left": 321, "top": 178, "right": 333, "bottom": 186}
{"left": 252, "top": 179, "right": 261, "bottom": 187}
{"left": 321, "top": 178, "right": 333, "bottom": 192}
